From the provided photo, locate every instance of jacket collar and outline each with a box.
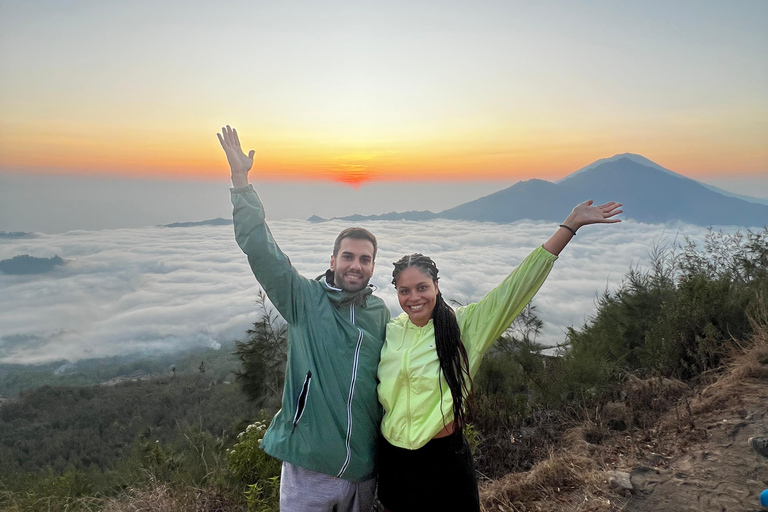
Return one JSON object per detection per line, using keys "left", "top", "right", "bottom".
{"left": 317, "top": 270, "right": 373, "bottom": 308}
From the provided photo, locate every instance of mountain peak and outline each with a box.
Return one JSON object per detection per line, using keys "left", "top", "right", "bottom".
{"left": 558, "top": 153, "right": 673, "bottom": 183}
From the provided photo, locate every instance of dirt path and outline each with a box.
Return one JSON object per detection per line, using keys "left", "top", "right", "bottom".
{"left": 626, "top": 411, "right": 768, "bottom": 511}
{"left": 624, "top": 377, "right": 768, "bottom": 512}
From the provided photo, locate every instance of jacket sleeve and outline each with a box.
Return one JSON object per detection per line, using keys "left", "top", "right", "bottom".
{"left": 456, "top": 245, "right": 557, "bottom": 366}
{"left": 231, "top": 185, "right": 307, "bottom": 324}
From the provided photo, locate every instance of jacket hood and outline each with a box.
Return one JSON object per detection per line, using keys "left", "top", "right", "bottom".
{"left": 317, "top": 270, "right": 374, "bottom": 308}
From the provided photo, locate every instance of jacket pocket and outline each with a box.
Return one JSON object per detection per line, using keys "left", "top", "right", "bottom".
{"left": 291, "top": 371, "right": 312, "bottom": 434}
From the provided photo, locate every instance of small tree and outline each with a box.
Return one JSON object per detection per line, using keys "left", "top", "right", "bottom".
{"left": 234, "top": 289, "right": 288, "bottom": 408}
{"left": 565, "top": 227, "right": 768, "bottom": 385}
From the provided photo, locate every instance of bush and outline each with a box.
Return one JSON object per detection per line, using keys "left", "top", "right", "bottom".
{"left": 566, "top": 228, "right": 768, "bottom": 387}
{"left": 227, "top": 415, "right": 281, "bottom": 512}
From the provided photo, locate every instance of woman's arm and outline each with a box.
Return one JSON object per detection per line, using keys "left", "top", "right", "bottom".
{"left": 542, "top": 200, "right": 622, "bottom": 256}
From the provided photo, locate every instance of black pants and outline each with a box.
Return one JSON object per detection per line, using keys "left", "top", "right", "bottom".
{"left": 377, "top": 434, "right": 480, "bottom": 512}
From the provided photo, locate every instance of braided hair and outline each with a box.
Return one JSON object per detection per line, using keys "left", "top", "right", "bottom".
{"left": 392, "top": 254, "right": 473, "bottom": 435}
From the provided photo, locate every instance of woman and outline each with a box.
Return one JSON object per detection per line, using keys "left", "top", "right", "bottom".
{"left": 377, "top": 200, "right": 622, "bottom": 511}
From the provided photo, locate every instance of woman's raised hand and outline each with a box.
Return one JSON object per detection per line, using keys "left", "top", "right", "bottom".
{"left": 566, "top": 200, "right": 623, "bottom": 230}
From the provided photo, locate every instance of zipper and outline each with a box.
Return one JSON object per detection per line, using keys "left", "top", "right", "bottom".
{"left": 291, "top": 371, "right": 312, "bottom": 434}
{"left": 337, "top": 305, "right": 363, "bottom": 478}
{"left": 403, "top": 330, "right": 413, "bottom": 448}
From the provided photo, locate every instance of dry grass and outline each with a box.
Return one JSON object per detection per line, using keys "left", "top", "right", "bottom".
{"left": 660, "top": 326, "right": 768, "bottom": 432}
{"left": 480, "top": 451, "right": 627, "bottom": 512}
{"left": 100, "top": 483, "right": 239, "bottom": 512}
{"left": 716, "top": 326, "right": 768, "bottom": 384}
{"left": 0, "top": 496, "right": 104, "bottom": 512}
{"left": 0, "top": 483, "right": 242, "bottom": 512}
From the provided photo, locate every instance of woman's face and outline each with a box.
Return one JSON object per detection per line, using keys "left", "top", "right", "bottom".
{"left": 395, "top": 266, "right": 439, "bottom": 327}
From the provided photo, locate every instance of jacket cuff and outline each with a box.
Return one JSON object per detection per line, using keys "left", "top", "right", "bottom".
{"left": 230, "top": 184, "right": 255, "bottom": 194}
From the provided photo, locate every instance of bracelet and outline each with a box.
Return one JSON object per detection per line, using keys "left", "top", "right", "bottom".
{"left": 559, "top": 224, "right": 577, "bottom": 236}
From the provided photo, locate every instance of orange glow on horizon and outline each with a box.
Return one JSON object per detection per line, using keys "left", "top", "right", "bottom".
{"left": 2, "top": 126, "right": 765, "bottom": 187}
{"left": 4, "top": 152, "right": 767, "bottom": 186}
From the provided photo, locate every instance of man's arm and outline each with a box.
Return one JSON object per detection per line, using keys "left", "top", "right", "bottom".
{"left": 218, "top": 126, "right": 306, "bottom": 323}
{"left": 217, "top": 125, "right": 254, "bottom": 188}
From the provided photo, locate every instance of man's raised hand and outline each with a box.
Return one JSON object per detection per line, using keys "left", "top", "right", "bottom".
{"left": 217, "top": 125, "right": 254, "bottom": 187}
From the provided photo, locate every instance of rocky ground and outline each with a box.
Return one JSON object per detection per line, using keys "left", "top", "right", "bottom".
{"left": 479, "top": 330, "right": 768, "bottom": 512}
{"left": 623, "top": 374, "right": 767, "bottom": 511}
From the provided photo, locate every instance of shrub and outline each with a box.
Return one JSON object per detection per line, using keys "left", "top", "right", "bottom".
{"left": 227, "top": 415, "right": 281, "bottom": 512}
{"left": 566, "top": 228, "right": 768, "bottom": 386}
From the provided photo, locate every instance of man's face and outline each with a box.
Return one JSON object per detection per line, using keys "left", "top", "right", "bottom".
{"left": 330, "top": 238, "right": 375, "bottom": 293}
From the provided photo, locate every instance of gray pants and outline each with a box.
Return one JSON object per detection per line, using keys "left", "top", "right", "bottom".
{"left": 279, "top": 461, "right": 377, "bottom": 512}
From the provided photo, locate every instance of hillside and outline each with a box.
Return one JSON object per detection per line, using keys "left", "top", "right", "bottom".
{"left": 0, "top": 343, "right": 240, "bottom": 398}
{"left": 0, "top": 374, "right": 261, "bottom": 475}
{"left": 479, "top": 328, "right": 768, "bottom": 511}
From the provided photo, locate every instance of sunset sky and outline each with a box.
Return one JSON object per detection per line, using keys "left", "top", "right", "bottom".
{"left": 1, "top": 0, "right": 766, "bottom": 190}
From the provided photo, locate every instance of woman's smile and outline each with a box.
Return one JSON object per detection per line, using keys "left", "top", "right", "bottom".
{"left": 395, "top": 266, "right": 439, "bottom": 327}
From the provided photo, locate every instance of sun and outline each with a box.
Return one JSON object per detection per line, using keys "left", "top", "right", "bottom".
{"left": 333, "top": 164, "right": 375, "bottom": 190}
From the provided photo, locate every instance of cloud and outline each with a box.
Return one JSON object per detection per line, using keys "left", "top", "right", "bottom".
{"left": 0, "top": 219, "right": 717, "bottom": 364}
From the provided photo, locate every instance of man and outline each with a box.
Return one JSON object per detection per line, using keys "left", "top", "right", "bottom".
{"left": 218, "top": 125, "right": 390, "bottom": 511}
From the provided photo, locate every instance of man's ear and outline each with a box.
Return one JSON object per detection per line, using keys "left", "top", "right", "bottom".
{"left": 329, "top": 254, "right": 336, "bottom": 271}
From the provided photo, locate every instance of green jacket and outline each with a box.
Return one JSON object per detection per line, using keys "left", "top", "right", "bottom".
{"left": 231, "top": 185, "right": 390, "bottom": 482}
{"left": 378, "top": 245, "right": 557, "bottom": 449}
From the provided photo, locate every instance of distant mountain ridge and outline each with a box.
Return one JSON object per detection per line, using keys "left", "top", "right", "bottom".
{"left": 161, "top": 218, "right": 232, "bottom": 228}
{"left": 312, "top": 155, "right": 768, "bottom": 227}
{"left": 0, "top": 254, "right": 65, "bottom": 275}
{"left": 0, "top": 231, "right": 34, "bottom": 239}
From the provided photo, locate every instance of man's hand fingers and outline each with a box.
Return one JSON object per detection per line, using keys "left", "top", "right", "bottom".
{"left": 233, "top": 127, "right": 241, "bottom": 147}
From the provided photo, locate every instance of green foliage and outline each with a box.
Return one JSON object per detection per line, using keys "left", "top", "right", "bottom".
{"left": 472, "top": 305, "right": 568, "bottom": 476}
{"left": 131, "top": 423, "right": 228, "bottom": 488}
{"left": 0, "top": 376, "right": 277, "bottom": 511}
{"left": 644, "top": 273, "right": 752, "bottom": 378}
{"left": 0, "top": 469, "right": 103, "bottom": 512}
{"left": 233, "top": 290, "right": 287, "bottom": 408}
{"left": 227, "top": 414, "right": 281, "bottom": 511}
{"left": 566, "top": 228, "right": 767, "bottom": 388}
{"left": 0, "top": 375, "right": 261, "bottom": 475}
{"left": 475, "top": 304, "right": 555, "bottom": 414}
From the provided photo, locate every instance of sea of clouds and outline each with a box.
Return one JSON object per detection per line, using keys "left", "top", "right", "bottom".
{"left": 0, "top": 219, "right": 716, "bottom": 364}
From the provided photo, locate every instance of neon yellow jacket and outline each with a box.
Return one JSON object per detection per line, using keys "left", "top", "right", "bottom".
{"left": 378, "top": 245, "right": 557, "bottom": 449}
